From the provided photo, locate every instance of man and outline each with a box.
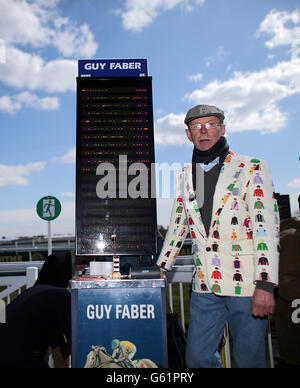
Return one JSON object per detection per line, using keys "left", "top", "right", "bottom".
{"left": 0, "top": 285, "right": 71, "bottom": 368}
{"left": 0, "top": 253, "right": 72, "bottom": 368}
{"left": 157, "top": 105, "right": 279, "bottom": 368}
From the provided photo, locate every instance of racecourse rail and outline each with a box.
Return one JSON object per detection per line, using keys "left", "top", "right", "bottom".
{"left": 0, "top": 238, "right": 274, "bottom": 368}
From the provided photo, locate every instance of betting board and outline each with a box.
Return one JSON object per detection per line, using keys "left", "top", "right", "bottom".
{"left": 76, "top": 76, "right": 157, "bottom": 256}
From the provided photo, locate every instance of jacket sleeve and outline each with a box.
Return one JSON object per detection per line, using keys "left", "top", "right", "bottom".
{"left": 244, "top": 159, "right": 279, "bottom": 286}
{"left": 156, "top": 169, "right": 188, "bottom": 270}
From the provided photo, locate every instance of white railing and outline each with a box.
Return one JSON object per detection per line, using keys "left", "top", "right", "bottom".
{"left": 0, "top": 262, "right": 54, "bottom": 367}
{"left": 165, "top": 255, "right": 194, "bottom": 332}
{"left": 0, "top": 262, "right": 43, "bottom": 304}
{"left": 0, "top": 258, "right": 274, "bottom": 368}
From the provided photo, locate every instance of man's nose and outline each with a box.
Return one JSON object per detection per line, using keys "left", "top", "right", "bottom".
{"left": 199, "top": 124, "right": 208, "bottom": 133}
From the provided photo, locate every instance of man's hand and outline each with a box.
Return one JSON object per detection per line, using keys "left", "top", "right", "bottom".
{"left": 252, "top": 288, "right": 275, "bottom": 317}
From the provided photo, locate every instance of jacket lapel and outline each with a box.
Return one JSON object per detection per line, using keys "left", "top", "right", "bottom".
{"left": 183, "top": 164, "right": 207, "bottom": 239}
{"left": 210, "top": 151, "right": 240, "bottom": 234}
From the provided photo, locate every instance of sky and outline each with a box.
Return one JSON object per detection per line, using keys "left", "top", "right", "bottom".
{"left": 0, "top": 0, "right": 299, "bottom": 239}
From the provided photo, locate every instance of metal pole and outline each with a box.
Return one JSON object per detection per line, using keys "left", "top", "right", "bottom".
{"left": 267, "top": 317, "right": 275, "bottom": 368}
{"left": 224, "top": 322, "right": 231, "bottom": 368}
{"left": 48, "top": 221, "right": 52, "bottom": 256}
{"left": 168, "top": 283, "right": 173, "bottom": 312}
{"left": 179, "top": 282, "right": 185, "bottom": 333}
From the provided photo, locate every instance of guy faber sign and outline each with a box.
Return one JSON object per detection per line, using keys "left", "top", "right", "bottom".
{"left": 72, "top": 286, "right": 167, "bottom": 368}
{"left": 78, "top": 58, "right": 148, "bottom": 77}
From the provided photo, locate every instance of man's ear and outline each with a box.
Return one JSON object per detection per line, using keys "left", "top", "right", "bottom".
{"left": 185, "top": 128, "right": 193, "bottom": 142}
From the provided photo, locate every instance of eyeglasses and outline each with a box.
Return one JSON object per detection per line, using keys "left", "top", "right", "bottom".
{"left": 189, "top": 121, "right": 222, "bottom": 131}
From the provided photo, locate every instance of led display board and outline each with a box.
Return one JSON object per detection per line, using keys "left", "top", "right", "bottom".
{"left": 76, "top": 76, "right": 157, "bottom": 256}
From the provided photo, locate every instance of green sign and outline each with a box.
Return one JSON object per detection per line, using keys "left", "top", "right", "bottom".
{"left": 36, "top": 196, "right": 61, "bottom": 221}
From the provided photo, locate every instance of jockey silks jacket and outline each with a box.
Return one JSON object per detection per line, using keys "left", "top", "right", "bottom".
{"left": 157, "top": 151, "right": 280, "bottom": 297}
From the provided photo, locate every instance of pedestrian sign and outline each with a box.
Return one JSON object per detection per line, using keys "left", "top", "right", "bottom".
{"left": 36, "top": 196, "right": 61, "bottom": 221}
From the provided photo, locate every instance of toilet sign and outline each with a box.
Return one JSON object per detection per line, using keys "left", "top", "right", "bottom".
{"left": 36, "top": 196, "right": 61, "bottom": 221}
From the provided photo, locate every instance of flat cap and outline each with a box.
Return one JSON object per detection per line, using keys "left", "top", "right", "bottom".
{"left": 184, "top": 104, "right": 225, "bottom": 124}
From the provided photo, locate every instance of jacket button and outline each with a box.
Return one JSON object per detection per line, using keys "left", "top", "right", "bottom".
{"left": 206, "top": 247, "right": 211, "bottom": 252}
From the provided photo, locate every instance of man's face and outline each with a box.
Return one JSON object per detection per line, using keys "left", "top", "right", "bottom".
{"left": 185, "top": 115, "right": 225, "bottom": 151}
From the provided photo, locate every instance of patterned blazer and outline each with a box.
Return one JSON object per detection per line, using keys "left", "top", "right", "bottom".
{"left": 157, "top": 151, "right": 279, "bottom": 297}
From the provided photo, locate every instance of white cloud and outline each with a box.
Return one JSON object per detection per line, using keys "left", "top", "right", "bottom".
{"left": 203, "top": 46, "right": 229, "bottom": 68}
{"left": 0, "top": 96, "right": 17, "bottom": 114}
{"left": 0, "top": 162, "right": 46, "bottom": 187}
{"left": 256, "top": 9, "right": 300, "bottom": 50}
{"left": 0, "top": 91, "right": 60, "bottom": 114}
{"left": 0, "top": 0, "right": 98, "bottom": 57}
{"left": 116, "top": 0, "right": 205, "bottom": 32}
{"left": 155, "top": 113, "right": 190, "bottom": 146}
{"left": 0, "top": 46, "right": 77, "bottom": 93}
{"left": 52, "top": 148, "right": 76, "bottom": 164}
{"left": 153, "top": 10, "right": 300, "bottom": 144}
{"left": 188, "top": 73, "right": 203, "bottom": 82}
{"left": 155, "top": 55, "right": 300, "bottom": 144}
{"left": 0, "top": 0, "right": 53, "bottom": 48}
{"left": 0, "top": 0, "right": 96, "bottom": 108}
{"left": 226, "top": 64, "right": 233, "bottom": 72}
{"left": 288, "top": 178, "right": 300, "bottom": 188}
{"left": 53, "top": 20, "right": 98, "bottom": 58}
{"left": 183, "top": 58, "right": 300, "bottom": 134}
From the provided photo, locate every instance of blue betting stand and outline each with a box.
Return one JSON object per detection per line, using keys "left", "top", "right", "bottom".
{"left": 71, "top": 277, "right": 168, "bottom": 368}
{"left": 73, "top": 58, "right": 167, "bottom": 368}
